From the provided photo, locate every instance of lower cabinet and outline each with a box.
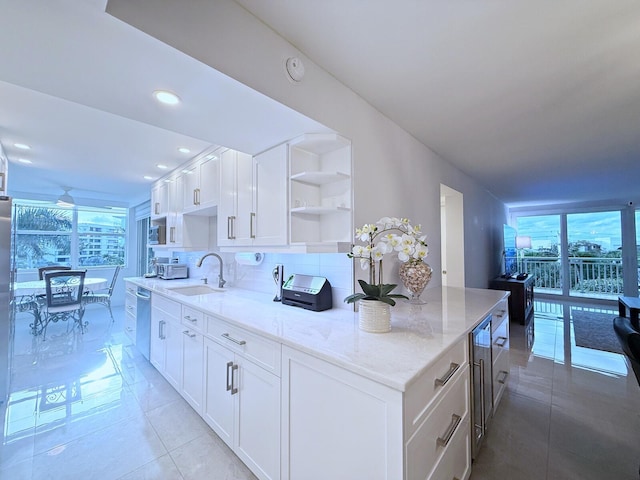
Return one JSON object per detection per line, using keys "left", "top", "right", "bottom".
{"left": 491, "top": 300, "right": 510, "bottom": 411}
{"left": 281, "top": 340, "right": 470, "bottom": 480}
{"left": 203, "top": 336, "right": 281, "bottom": 480}
{"left": 124, "top": 282, "right": 137, "bottom": 343}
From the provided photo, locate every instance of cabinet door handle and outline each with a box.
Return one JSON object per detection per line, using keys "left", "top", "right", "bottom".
{"left": 494, "top": 336, "right": 508, "bottom": 347}
{"left": 154, "top": 202, "right": 159, "bottom": 215}
{"left": 250, "top": 212, "right": 256, "bottom": 239}
{"left": 437, "top": 413, "right": 462, "bottom": 447}
{"left": 435, "top": 362, "right": 460, "bottom": 387}
{"left": 495, "top": 309, "right": 506, "bottom": 318}
{"left": 231, "top": 363, "right": 239, "bottom": 395}
{"left": 475, "top": 358, "right": 486, "bottom": 436}
{"left": 497, "top": 370, "right": 509, "bottom": 384}
{"left": 182, "top": 330, "right": 196, "bottom": 338}
{"left": 183, "top": 315, "right": 197, "bottom": 323}
{"left": 226, "top": 361, "right": 233, "bottom": 391}
{"left": 221, "top": 332, "right": 246, "bottom": 346}
{"left": 159, "top": 320, "right": 166, "bottom": 340}
{"left": 170, "top": 226, "right": 175, "bottom": 243}
{"left": 227, "top": 216, "right": 236, "bottom": 239}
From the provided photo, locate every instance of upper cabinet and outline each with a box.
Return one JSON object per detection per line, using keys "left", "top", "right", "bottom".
{"left": 151, "top": 181, "right": 169, "bottom": 219}
{"left": 183, "top": 149, "right": 222, "bottom": 215}
{"left": 217, "top": 145, "right": 287, "bottom": 248}
{"left": 150, "top": 133, "right": 352, "bottom": 253}
{"left": 288, "top": 133, "right": 352, "bottom": 251}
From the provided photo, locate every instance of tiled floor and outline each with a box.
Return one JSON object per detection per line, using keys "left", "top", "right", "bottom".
{"left": 1, "top": 299, "right": 639, "bottom": 479}
{"left": 0, "top": 304, "right": 256, "bottom": 480}
{"left": 471, "top": 300, "right": 640, "bottom": 480}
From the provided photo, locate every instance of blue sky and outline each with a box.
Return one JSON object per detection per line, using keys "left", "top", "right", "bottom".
{"left": 516, "top": 211, "right": 626, "bottom": 252}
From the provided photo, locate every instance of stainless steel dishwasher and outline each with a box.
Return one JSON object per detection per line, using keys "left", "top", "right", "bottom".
{"left": 135, "top": 287, "right": 151, "bottom": 360}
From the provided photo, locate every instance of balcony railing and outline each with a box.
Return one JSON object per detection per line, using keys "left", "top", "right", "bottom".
{"left": 519, "top": 256, "right": 624, "bottom": 297}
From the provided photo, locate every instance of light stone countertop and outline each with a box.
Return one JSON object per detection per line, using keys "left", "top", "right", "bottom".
{"left": 125, "top": 277, "right": 509, "bottom": 392}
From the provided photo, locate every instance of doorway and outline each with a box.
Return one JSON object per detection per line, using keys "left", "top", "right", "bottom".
{"left": 440, "top": 184, "right": 465, "bottom": 287}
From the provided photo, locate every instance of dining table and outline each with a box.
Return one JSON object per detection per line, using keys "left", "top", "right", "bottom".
{"left": 14, "top": 277, "right": 109, "bottom": 297}
{"left": 13, "top": 277, "right": 109, "bottom": 336}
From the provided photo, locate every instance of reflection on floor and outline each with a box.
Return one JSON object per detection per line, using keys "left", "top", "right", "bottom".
{"left": 2, "top": 299, "right": 639, "bottom": 479}
{"left": 0, "top": 305, "right": 257, "bottom": 480}
{"left": 471, "top": 299, "right": 640, "bottom": 480}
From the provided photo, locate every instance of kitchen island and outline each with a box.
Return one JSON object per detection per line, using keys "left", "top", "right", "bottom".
{"left": 125, "top": 277, "right": 508, "bottom": 480}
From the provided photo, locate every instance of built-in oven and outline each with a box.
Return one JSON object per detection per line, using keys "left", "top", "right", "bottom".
{"left": 470, "top": 314, "right": 492, "bottom": 459}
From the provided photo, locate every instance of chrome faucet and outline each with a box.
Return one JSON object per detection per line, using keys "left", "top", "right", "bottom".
{"left": 196, "top": 252, "right": 226, "bottom": 288}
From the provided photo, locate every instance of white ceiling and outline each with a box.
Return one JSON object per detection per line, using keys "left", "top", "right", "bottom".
{"left": 235, "top": 0, "right": 640, "bottom": 207}
{"left": 2, "top": 1, "right": 639, "bottom": 208}
{"left": 0, "top": 0, "right": 329, "bottom": 206}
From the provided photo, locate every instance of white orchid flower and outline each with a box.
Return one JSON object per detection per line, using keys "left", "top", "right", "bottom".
{"left": 398, "top": 245, "right": 413, "bottom": 262}
{"left": 351, "top": 245, "right": 367, "bottom": 257}
{"left": 359, "top": 258, "right": 370, "bottom": 270}
{"left": 413, "top": 244, "right": 429, "bottom": 260}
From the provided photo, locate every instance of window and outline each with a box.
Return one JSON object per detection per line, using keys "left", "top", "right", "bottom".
{"left": 13, "top": 200, "right": 127, "bottom": 270}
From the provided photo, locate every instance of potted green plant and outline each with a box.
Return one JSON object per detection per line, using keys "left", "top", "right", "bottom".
{"left": 344, "top": 217, "right": 429, "bottom": 332}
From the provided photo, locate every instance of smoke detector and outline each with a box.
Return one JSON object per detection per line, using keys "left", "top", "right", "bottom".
{"left": 284, "top": 57, "right": 305, "bottom": 83}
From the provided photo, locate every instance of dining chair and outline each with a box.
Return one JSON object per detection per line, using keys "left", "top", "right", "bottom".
{"left": 82, "top": 265, "right": 121, "bottom": 321}
{"left": 38, "top": 265, "right": 71, "bottom": 280}
{"left": 39, "top": 269, "right": 87, "bottom": 339}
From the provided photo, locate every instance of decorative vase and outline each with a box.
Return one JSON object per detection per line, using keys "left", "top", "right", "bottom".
{"left": 358, "top": 299, "right": 391, "bottom": 333}
{"left": 399, "top": 260, "right": 432, "bottom": 304}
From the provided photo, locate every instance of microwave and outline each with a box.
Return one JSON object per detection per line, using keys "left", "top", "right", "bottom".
{"left": 148, "top": 225, "right": 166, "bottom": 245}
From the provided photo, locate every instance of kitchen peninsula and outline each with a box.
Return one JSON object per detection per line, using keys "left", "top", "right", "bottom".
{"left": 125, "top": 277, "right": 509, "bottom": 480}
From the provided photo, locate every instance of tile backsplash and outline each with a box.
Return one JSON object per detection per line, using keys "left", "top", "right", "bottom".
{"left": 169, "top": 251, "right": 354, "bottom": 310}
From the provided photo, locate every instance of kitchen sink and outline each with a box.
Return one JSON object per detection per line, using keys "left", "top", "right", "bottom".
{"left": 167, "top": 285, "right": 225, "bottom": 296}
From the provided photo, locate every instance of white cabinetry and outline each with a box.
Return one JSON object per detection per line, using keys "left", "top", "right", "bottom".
{"left": 183, "top": 151, "right": 221, "bottom": 214}
{"left": 204, "top": 316, "right": 281, "bottom": 480}
{"left": 181, "top": 305, "right": 204, "bottom": 414}
{"left": 150, "top": 295, "right": 182, "bottom": 391}
{"left": 218, "top": 145, "right": 287, "bottom": 248}
{"left": 124, "top": 282, "right": 137, "bottom": 343}
{"left": 151, "top": 181, "right": 169, "bottom": 219}
{"left": 491, "top": 300, "right": 510, "bottom": 411}
{"left": 150, "top": 172, "right": 210, "bottom": 251}
{"left": 282, "top": 336, "right": 470, "bottom": 480}
{"left": 288, "top": 133, "right": 352, "bottom": 251}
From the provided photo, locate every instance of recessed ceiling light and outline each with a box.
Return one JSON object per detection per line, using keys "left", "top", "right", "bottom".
{"left": 14, "top": 143, "right": 30, "bottom": 150}
{"left": 153, "top": 90, "right": 180, "bottom": 105}
{"left": 143, "top": 175, "right": 154, "bottom": 180}
{"left": 156, "top": 164, "right": 168, "bottom": 170}
{"left": 18, "top": 158, "right": 32, "bottom": 164}
{"left": 178, "top": 147, "right": 190, "bottom": 154}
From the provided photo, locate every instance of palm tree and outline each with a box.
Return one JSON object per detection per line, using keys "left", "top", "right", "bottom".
{"left": 15, "top": 206, "right": 72, "bottom": 268}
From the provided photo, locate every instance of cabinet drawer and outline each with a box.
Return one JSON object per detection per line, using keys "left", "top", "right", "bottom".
{"left": 427, "top": 411, "right": 471, "bottom": 480}
{"left": 492, "top": 348, "right": 510, "bottom": 411}
{"left": 152, "top": 294, "right": 181, "bottom": 319}
{"left": 125, "top": 295, "right": 137, "bottom": 318}
{"left": 206, "top": 315, "right": 281, "bottom": 376}
{"left": 405, "top": 366, "right": 470, "bottom": 480}
{"left": 124, "top": 311, "right": 136, "bottom": 343}
{"left": 492, "top": 313, "right": 509, "bottom": 360}
{"left": 125, "top": 282, "right": 137, "bottom": 297}
{"left": 491, "top": 300, "right": 509, "bottom": 332}
{"left": 404, "top": 336, "right": 468, "bottom": 437}
{"left": 181, "top": 305, "right": 205, "bottom": 332}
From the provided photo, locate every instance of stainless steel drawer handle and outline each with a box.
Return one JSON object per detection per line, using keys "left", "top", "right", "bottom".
{"left": 231, "top": 364, "right": 239, "bottom": 395}
{"left": 182, "top": 330, "right": 196, "bottom": 338}
{"left": 437, "top": 413, "right": 462, "bottom": 447}
{"left": 494, "top": 336, "right": 508, "bottom": 347}
{"left": 183, "top": 315, "right": 197, "bottom": 323}
{"left": 435, "top": 362, "right": 460, "bottom": 387}
{"left": 497, "top": 370, "right": 509, "bottom": 384}
{"left": 222, "top": 333, "right": 246, "bottom": 346}
{"left": 494, "top": 309, "right": 506, "bottom": 318}
{"left": 226, "top": 361, "right": 233, "bottom": 391}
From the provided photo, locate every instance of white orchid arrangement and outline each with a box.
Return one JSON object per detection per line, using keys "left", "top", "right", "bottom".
{"left": 345, "top": 217, "right": 428, "bottom": 306}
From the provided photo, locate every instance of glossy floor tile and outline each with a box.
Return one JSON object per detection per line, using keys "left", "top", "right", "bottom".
{"left": 471, "top": 299, "right": 640, "bottom": 480}
{"left": 1, "top": 304, "right": 257, "bottom": 480}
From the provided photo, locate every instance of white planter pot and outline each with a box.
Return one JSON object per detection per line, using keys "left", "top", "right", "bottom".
{"left": 358, "top": 299, "right": 391, "bottom": 333}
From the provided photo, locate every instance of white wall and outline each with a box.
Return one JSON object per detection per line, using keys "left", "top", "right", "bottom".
{"left": 108, "top": 0, "right": 507, "bottom": 288}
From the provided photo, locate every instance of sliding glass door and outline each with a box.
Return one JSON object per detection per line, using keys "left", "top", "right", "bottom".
{"left": 566, "top": 211, "right": 622, "bottom": 298}
{"left": 516, "top": 209, "right": 633, "bottom": 301}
